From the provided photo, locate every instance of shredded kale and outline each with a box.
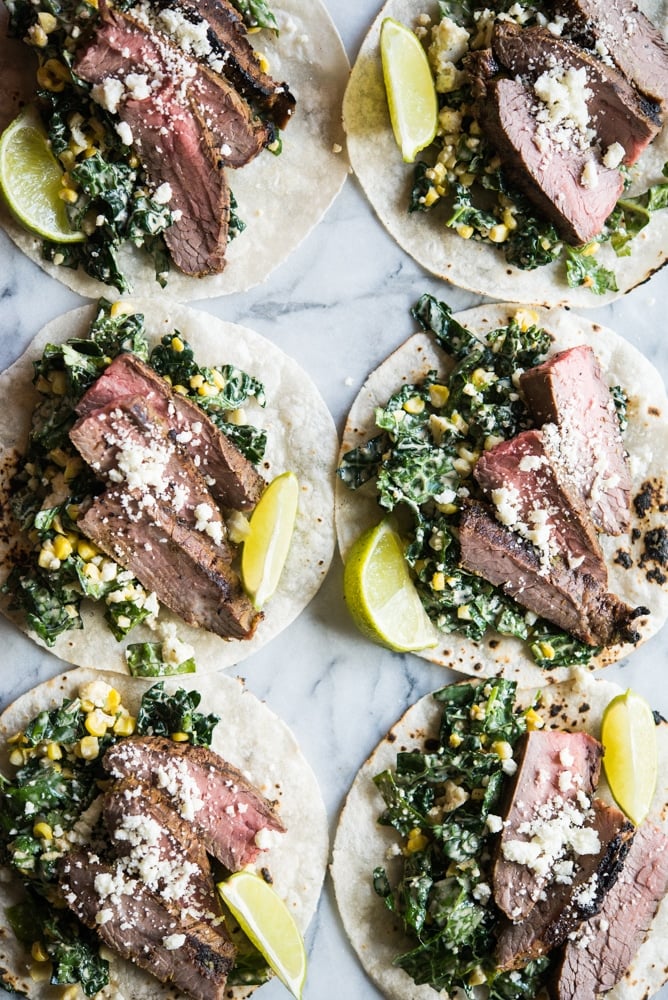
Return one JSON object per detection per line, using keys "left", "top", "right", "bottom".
{"left": 135, "top": 682, "right": 219, "bottom": 745}
{"left": 229, "top": 0, "right": 278, "bottom": 31}
{"left": 338, "top": 296, "right": 597, "bottom": 668}
{"left": 373, "top": 679, "right": 550, "bottom": 997}
{"left": 125, "top": 641, "right": 197, "bottom": 676}
{"left": 565, "top": 245, "right": 619, "bottom": 295}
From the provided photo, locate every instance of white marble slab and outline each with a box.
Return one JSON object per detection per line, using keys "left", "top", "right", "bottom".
{"left": 1, "top": 2, "right": 668, "bottom": 998}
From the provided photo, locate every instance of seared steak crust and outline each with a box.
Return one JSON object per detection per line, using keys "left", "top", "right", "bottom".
{"left": 458, "top": 500, "right": 643, "bottom": 646}
{"left": 492, "top": 729, "right": 603, "bottom": 922}
{"left": 75, "top": 353, "right": 264, "bottom": 512}
{"left": 103, "top": 735, "right": 285, "bottom": 870}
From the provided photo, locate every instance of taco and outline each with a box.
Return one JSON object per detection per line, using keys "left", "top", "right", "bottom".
{"left": 0, "top": 0, "right": 349, "bottom": 299}
{"left": 336, "top": 298, "right": 668, "bottom": 686}
{"left": 0, "top": 666, "right": 328, "bottom": 998}
{"left": 343, "top": 0, "right": 668, "bottom": 308}
{"left": 331, "top": 669, "right": 668, "bottom": 1000}
{"left": 0, "top": 299, "right": 337, "bottom": 674}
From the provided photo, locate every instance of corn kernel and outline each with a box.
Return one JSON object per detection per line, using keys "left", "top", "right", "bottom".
{"left": 31, "top": 941, "right": 49, "bottom": 963}
{"left": 525, "top": 707, "right": 545, "bottom": 731}
{"left": 58, "top": 187, "right": 79, "bottom": 204}
{"left": 403, "top": 396, "right": 425, "bottom": 415}
{"left": 113, "top": 713, "right": 136, "bottom": 737}
{"left": 189, "top": 373, "right": 204, "bottom": 389}
{"left": 470, "top": 703, "right": 486, "bottom": 720}
{"left": 38, "top": 545, "right": 60, "bottom": 571}
{"left": 197, "top": 383, "right": 218, "bottom": 397}
{"left": 170, "top": 731, "right": 190, "bottom": 742}
{"left": 33, "top": 821, "right": 53, "bottom": 840}
{"left": 537, "top": 641, "right": 555, "bottom": 660}
{"left": 514, "top": 308, "right": 539, "bottom": 332}
{"left": 105, "top": 688, "right": 121, "bottom": 713}
{"left": 46, "top": 742, "right": 63, "bottom": 761}
{"left": 457, "top": 604, "right": 472, "bottom": 620}
{"left": 110, "top": 300, "right": 133, "bottom": 318}
{"left": 405, "top": 828, "right": 429, "bottom": 854}
{"left": 456, "top": 223, "right": 474, "bottom": 240}
{"left": 9, "top": 748, "right": 26, "bottom": 767}
{"left": 492, "top": 740, "right": 513, "bottom": 760}
{"left": 489, "top": 223, "right": 509, "bottom": 243}
{"left": 422, "top": 185, "right": 440, "bottom": 208}
{"left": 61, "top": 987, "right": 79, "bottom": 1000}
{"left": 449, "top": 732, "right": 463, "bottom": 748}
{"left": 28, "top": 23, "right": 48, "bottom": 47}
{"left": 77, "top": 539, "right": 99, "bottom": 561}
{"left": 469, "top": 966, "right": 487, "bottom": 987}
{"left": 431, "top": 572, "right": 446, "bottom": 592}
{"left": 210, "top": 368, "right": 226, "bottom": 390}
{"left": 581, "top": 241, "right": 599, "bottom": 256}
{"left": 78, "top": 736, "right": 100, "bottom": 760}
{"left": 7, "top": 730, "right": 24, "bottom": 745}
{"left": 52, "top": 535, "right": 73, "bottom": 561}
{"left": 82, "top": 562, "right": 101, "bottom": 583}
{"left": 255, "top": 51, "right": 270, "bottom": 73}
{"left": 502, "top": 207, "right": 518, "bottom": 231}
{"left": 428, "top": 384, "right": 449, "bottom": 408}
{"left": 224, "top": 407, "right": 246, "bottom": 425}
{"left": 171, "top": 335, "right": 184, "bottom": 352}
{"left": 64, "top": 457, "right": 83, "bottom": 482}
{"left": 85, "top": 709, "right": 114, "bottom": 737}
{"left": 29, "top": 961, "right": 53, "bottom": 983}
{"left": 173, "top": 384, "right": 188, "bottom": 395}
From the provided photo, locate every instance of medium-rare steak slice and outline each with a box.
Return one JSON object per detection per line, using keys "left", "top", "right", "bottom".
{"left": 458, "top": 500, "right": 644, "bottom": 646}
{"left": 70, "top": 394, "right": 226, "bottom": 542}
{"left": 520, "top": 345, "right": 631, "bottom": 535}
{"left": 75, "top": 353, "right": 265, "bottom": 511}
{"left": 77, "top": 488, "right": 258, "bottom": 639}
{"left": 103, "top": 735, "right": 286, "bottom": 871}
{"left": 492, "top": 729, "right": 603, "bottom": 922}
{"left": 103, "top": 778, "right": 223, "bottom": 922}
{"left": 549, "top": 821, "right": 668, "bottom": 1000}
{"left": 174, "top": 0, "right": 296, "bottom": 129}
{"left": 479, "top": 77, "right": 625, "bottom": 245}
{"left": 473, "top": 428, "right": 607, "bottom": 584}
{"left": 495, "top": 798, "right": 634, "bottom": 969}
{"left": 491, "top": 22, "right": 661, "bottom": 165}
{"left": 59, "top": 851, "right": 235, "bottom": 1000}
{"left": 556, "top": 0, "right": 668, "bottom": 111}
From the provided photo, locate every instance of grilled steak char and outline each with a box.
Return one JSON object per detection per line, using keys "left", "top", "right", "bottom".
{"left": 520, "top": 345, "right": 632, "bottom": 535}
{"left": 478, "top": 76, "right": 625, "bottom": 245}
{"left": 495, "top": 798, "right": 634, "bottom": 970}
{"left": 75, "top": 352, "right": 264, "bottom": 512}
{"left": 548, "top": 821, "right": 668, "bottom": 999}
{"left": 458, "top": 500, "right": 643, "bottom": 646}
{"left": 492, "top": 729, "right": 603, "bottom": 922}
{"left": 60, "top": 851, "right": 235, "bottom": 1000}
{"left": 473, "top": 428, "right": 607, "bottom": 585}
{"left": 555, "top": 0, "right": 668, "bottom": 111}
{"left": 104, "top": 735, "right": 286, "bottom": 870}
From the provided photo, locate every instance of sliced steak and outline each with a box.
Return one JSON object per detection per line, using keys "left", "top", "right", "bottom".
{"left": 70, "top": 394, "right": 226, "bottom": 541}
{"left": 473, "top": 428, "right": 607, "bottom": 584}
{"left": 549, "top": 821, "right": 668, "bottom": 999}
{"left": 103, "top": 735, "right": 285, "bottom": 871}
{"left": 77, "top": 487, "right": 258, "bottom": 639}
{"left": 174, "top": 0, "right": 296, "bottom": 129}
{"left": 463, "top": 47, "right": 500, "bottom": 99}
{"left": 479, "top": 76, "right": 625, "bottom": 244}
{"left": 556, "top": 0, "right": 668, "bottom": 110}
{"left": 496, "top": 798, "right": 634, "bottom": 969}
{"left": 75, "top": 353, "right": 265, "bottom": 512}
{"left": 103, "top": 778, "right": 222, "bottom": 922}
{"left": 458, "top": 500, "right": 644, "bottom": 646}
{"left": 520, "top": 345, "right": 631, "bottom": 535}
{"left": 491, "top": 22, "right": 661, "bottom": 165}
{"left": 492, "top": 729, "right": 603, "bottom": 922}
{"left": 59, "top": 851, "right": 235, "bottom": 1000}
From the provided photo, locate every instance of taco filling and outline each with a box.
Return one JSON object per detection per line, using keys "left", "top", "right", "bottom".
{"left": 332, "top": 676, "right": 668, "bottom": 1000}
{"left": 3, "top": 0, "right": 293, "bottom": 291}
{"left": 337, "top": 296, "right": 666, "bottom": 670}
{"left": 1, "top": 299, "right": 271, "bottom": 662}
{"left": 0, "top": 671, "right": 323, "bottom": 998}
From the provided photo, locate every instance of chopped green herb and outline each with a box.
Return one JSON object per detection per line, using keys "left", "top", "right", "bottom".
{"left": 125, "top": 641, "right": 196, "bottom": 677}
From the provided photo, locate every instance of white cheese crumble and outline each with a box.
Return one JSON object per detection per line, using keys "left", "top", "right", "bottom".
{"left": 163, "top": 933, "right": 186, "bottom": 950}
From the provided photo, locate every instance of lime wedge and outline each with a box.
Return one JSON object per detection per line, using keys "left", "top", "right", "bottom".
{"left": 241, "top": 471, "right": 299, "bottom": 610}
{"left": 217, "top": 871, "right": 306, "bottom": 1000}
{"left": 380, "top": 17, "right": 438, "bottom": 163}
{"left": 0, "top": 105, "right": 84, "bottom": 243}
{"left": 601, "top": 688, "right": 658, "bottom": 825}
{"left": 343, "top": 517, "right": 437, "bottom": 652}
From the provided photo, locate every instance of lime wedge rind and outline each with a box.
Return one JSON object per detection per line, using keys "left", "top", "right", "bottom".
{"left": 380, "top": 17, "right": 438, "bottom": 163}
{"left": 0, "top": 105, "right": 84, "bottom": 244}
{"left": 601, "top": 688, "right": 658, "bottom": 826}
{"left": 241, "top": 471, "right": 299, "bottom": 610}
{"left": 217, "top": 871, "right": 306, "bottom": 1000}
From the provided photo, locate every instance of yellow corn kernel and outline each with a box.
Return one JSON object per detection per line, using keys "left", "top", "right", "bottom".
{"left": 457, "top": 604, "right": 472, "bottom": 620}
{"left": 210, "top": 368, "right": 226, "bottom": 391}
{"left": 514, "top": 308, "right": 539, "bottom": 332}
{"left": 405, "top": 828, "right": 429, "bottom": 854}
{"left": 66, "top": 503, "right": 80, "bottom": 521}
{"left": 170, "top": 731, "right": 190, "bottom": 742}
{"left": 488, "top": 223, "right": 509, "bottom": 243}
{"left": 470, "top": 702, "right": 486, "bottom": 720}
{"left": 435, "top": 501, "right": 458, "bottom": 515}
{"left": 189, "top": 373, "right": 204, "bottom": 389}
{"left": 49, "top": 370, "right": 67, "bottom": 395}
{"left": 29, "top": 960, "right": 53, "bottom": 983}
{"left": 38, "top": 545, "right": 59, "bottom": 571}
{"left": 172, "top": 384, "right": 188, "bottom": 395}
{"left": 46, "top": 741, "right": 63, "bottom": 761}
{"left": 58, "top": 187, "right": 79, "bottom": 204}
{"left": 171, "top": 335, "right": 184, "bottom": 352}
{"left": 105, "top": 688, "right": 121, "bottom": 713}
{"left": 469, "top": 966, "right": 487, "bottom": 987}
{"left": 31, "top": 941, "right": 49, "bottom": 963}
{"left": 456, "top": 223, "right": 474, "bottom": 239}
{"left": 255, "top": 51, "right": 270, "bottom": 73}
{"left": 502, "top": 207, "right": 518, "bottom": 231}
{"left": 428, "top": 384, "right": 449, "bottom": 408}
{"left": 61, "top": 987, "right": 79, "bottom": 1000}
{"left": 52, "top": 534, "right": 73, "bottom": 561}
{"left": 85, "top": 709, "right": 114, "bottom": 737}
{"left": 9, "top": 748, "right": 26, "bottom": 767}
{"left": 7, "top": 730, "right": 24, "bottom": 745}
{"left": 422, "top": 185, "right": 440, "bottom": 208}
{"left": 33, "top": 821, "right": 53, "bottom": 840}
{"left": 431, "top": 572, "right": 446, "bottom": 592}
{"left": 459, "top": 172, "right": 475, "bottom": 186}
{"left": 28, "top": 23, "right": 48, "bottom": 47}
{"left": 492, "top": 740, "right": 513, "bottom": 761}
{"left": 64, "top": 456, "right": 83, "bottom": 482}
{"left": 82, "top": 562, "right": 101, "bottom": 583}
{"left": 580, "top": 241, "right": 599, "bottom": 256}
{"left": 113, "top": 713, "right": 136, "bottom": 737}
{"left": 197, "top": 383, "right": 218, "bottom": 397}
{"left": 78, "top": 736, "right": 100, "bottom": 760}
{"left": 449, "top": 732, "right": 463, "bottom": 748}
{"left": 525, "top": 707, "right": 545, "bottom": 731}
{"left": 403, "top": 396, "right": 425, "bottom": 415}
{"left": 37, "top": 10, "right": 58, "bottom": 32}
{"left": 537, "top": 640, "right": 555, "bottom": 660}
{"left": 110, "top": 300, "right": 133, "bottom": 318}
{"left": 224, "top": 407, "right": 246, "bottom": 426}
{"left": 452, "top": 456, "right": 471, "bottom": 476}
{"left": 77, "top": 539, "right": 99, "bottom": 561}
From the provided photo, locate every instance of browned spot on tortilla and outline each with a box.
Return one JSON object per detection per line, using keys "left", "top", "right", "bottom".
{"left": 615, "top": 549, "right": 633, "bottom": 569}
{"left": 648, "top": 405, "right": 661, "bottom": 417}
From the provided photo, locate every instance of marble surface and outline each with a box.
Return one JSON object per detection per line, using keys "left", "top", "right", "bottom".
{"left": 1, "top": 2, "right": 668, "bottom": 997}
